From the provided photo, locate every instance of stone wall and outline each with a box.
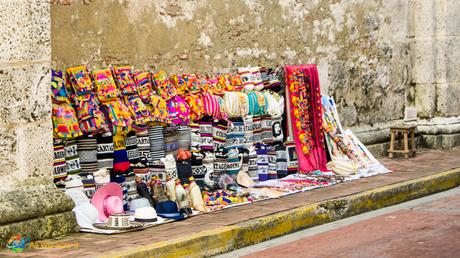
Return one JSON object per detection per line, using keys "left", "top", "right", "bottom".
{"left": 0, "top": 0, "right": 53, "bottom": 192}
{"left": 0, "top": 0, "right": 78, "bottom": 246}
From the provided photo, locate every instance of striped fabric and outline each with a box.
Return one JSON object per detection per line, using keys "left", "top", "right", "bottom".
{"left": 199, "top": 121, "right": 213, "bottom": 152}
{"left": 96, "top": 133, "right": 114, "bottom": 169}
{"left": 275, "top": 144, "right": 288, "bottom": 178}
{"left": 212, "top": 122, "right": 227, "bottom": 151}
{"left": 226, "top": 120, "right": 245, "bottom": 151}
{"left": 148, "top": 126, "right": 165, "bottom": 163}
{"left": 53, "top": 140, "right": 67, "bottom": 186}
{"left": 136, "top": 128, "right": 151, "bottom": 165}
{"left": 112, "top": 133, "right": 131, "bottom": 173}
{"left": 126, "top": 131, "right": 140, "bottom": 165}
{"left": 77, "top": 136, "right": 98, "bottom": 174}
{"left": 64, "top": 140, "right": 81, "bottom": 175}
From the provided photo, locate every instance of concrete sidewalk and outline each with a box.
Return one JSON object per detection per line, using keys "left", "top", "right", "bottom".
{"left": 2, "top": 148, "right": 460, "bottom": 258}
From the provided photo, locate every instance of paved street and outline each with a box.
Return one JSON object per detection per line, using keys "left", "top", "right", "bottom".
{"left": 219, "top": 187, "right": 460, "bottom": 258}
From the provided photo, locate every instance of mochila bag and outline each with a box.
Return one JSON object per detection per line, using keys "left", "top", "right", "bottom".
{"left": 92, "top": 68, "right": 120, "bottom": 102}
{"left": 124, "top": 94, "right": 153, "bottom": 126}
{"left": 101, "top": 100, "right": 132, "bottom": 135}
{"left": 133, "top": 71, "right": 154, "bottom": 104}
{"left": 112, "top": 65, "right": 137, "bottom": 95}
{"left": 66, "top": 65, "right": 93, "bottom": 98}
{"left": 185, "top": 93, "right": 205, "bottom": 122}
{"left": 153, "top": 70, "right": 177, "bottom": 101}
{"left": 51, "top": 70, "right": 83, "bottom": 139}
{"left": 167, "top": 95, "right": 190, "bottom": 126}
{"left": 74, "top": 93, "right": 107, "bottom": 135}
{"left": 150, "top": 94, "right": 169, "bottom": 124}
{"left": 51, "top": 69, "right": 70, "bottom": 103}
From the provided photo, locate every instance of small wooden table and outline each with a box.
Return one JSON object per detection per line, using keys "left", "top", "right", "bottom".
{"left": 388, "top": 125, "right": 416, "bottom": 158}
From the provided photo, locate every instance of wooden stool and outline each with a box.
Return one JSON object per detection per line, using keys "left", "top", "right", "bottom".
{"left": 388, "top": 125, "right": 416, "bottom": 158}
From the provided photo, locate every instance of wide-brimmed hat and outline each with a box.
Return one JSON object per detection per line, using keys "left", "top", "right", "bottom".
{"left": 65, "top": 188, "right": 99, "bottom": 229}
{"left": 129, "top": 198, "right": 151, "bottom": 212}
{"left": 134, "top": 207, "right": 158, "bottom": 222}
{"left": 155, "top": 201, "right": 185, "bottom": 220}
{"left": 93, "top": 213, "right": 143, "bottom": 230}
{"left": 65, "top": 175, "right": 84, "bottom": 190}
{"left": 65, "top": 188, "right": 90, "bottom": 206}
{"left": 91, "top": 183, "right": 124, "bottom": 222}
{"left": 73, "top": 203, "right": 99, "bottom": 229}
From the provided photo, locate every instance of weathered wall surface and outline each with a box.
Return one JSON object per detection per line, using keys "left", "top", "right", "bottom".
{"left": 0, "top": 0, "right": 53, "bottom": 192}
{"left": 51, "top": 0, "right": 460, "bottom": 153}
{"left": 51, "top": 0, "right": 412, "bottom": 129}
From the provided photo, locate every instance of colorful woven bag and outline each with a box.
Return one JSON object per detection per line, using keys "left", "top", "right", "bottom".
{"left": 92, "top": 68, "right": 120, "bottom": 102}
{"left": 124, "top": 95, "right": 153, "bottom": 125}
{"left": 185, "top": 94, "right": 205, "bottom": 122}
{"left": 74, "top": 93, "right": 107, "bottom": 135}
{"left": 66, "top": 65, "right": 93, "bottom": 98}
{"left": 150, "top": 94, "right": 169, "bottom": 123}
{"left": 113, "top": 65, "right": 137, "bottom": 95}
{"left": 153, "top": 70, "right": 177, "bottom": 101}
{"left": 167, "top": 95, "right": 190, "bottom": 125}
{"left": 133, "top": 71, "right": 154, "bottom": 103}
{"left": 51, "top": 70, "right": 82, "bottom": 139}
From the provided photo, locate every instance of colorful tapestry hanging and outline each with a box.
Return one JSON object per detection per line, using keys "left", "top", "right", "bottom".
{"left": 284, "top": 64, "right": 327, "bottom": 173}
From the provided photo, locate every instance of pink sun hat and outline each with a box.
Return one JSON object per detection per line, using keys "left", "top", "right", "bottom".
{"left": 90, "top": 183, "right": 124, "bottom": 222}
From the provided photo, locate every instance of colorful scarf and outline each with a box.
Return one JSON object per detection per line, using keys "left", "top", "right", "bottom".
{"left": 284, "top": 64, "right": 327, "bottom": 173}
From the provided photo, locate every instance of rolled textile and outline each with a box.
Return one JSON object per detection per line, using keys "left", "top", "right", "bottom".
{"left": 126, "top": 131, "right": 140, "bottom": 166}
{"left": 96, "top": 133, "right": 114, "bottom": 169}
{"left": 77, "top": 136, "right": 98, "bottom": 174}
{"left": 65, "top": 139, "right": 81, "bottom": 176}
{"left": 177, "top": 126, "right": 192, "bottom": 150}
{"left": 199, "top": 121, "right": 213, "bottom": 152}
{"left": 53, "top": 140, "right": 67, "bottom": 187}
{"left": 136, "top": 128, "right": 151, "bottom": 165}
{"left": 112, "top": 133, "right": 131, "bottom": 173}
{"left": 148, "top": 126, "right": 165, "bottom": 163}
{"left": 212, "top": 122, "right": 227, "bottom": 151}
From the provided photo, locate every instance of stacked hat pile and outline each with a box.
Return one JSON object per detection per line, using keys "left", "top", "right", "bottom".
{"left": 148, "top": 126, "right": 165, "bottom": 163}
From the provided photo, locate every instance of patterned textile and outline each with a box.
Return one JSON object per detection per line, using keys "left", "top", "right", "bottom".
{"left": 112, "top": 133, "right": 131, "bottom": 173}
{"left": 148, "top": 126, "right": 165, "bottom": 163}
{"left": 126, "top": 131, "right": 140, "bottom": 165}
{"left": 77, "top": 136, "right": 98, "bottom": 174}
{"left": 96, "top": 133, "right": 114, "bottom": 169}
{"left": 136, "top": 128, "right": 151, "bottom": 165}
{"left": 284, "top": 64, "right": 327, "bottom": 172}
{"left": 212, "top": 122, "right": 227, "bottom": 151}
{"left": 64, "top": 140, "right": 81, "bottom": 175}
{"left": 164, "top": 127, "right": 179, "bottom": 157}
{"left": 199, "top": 121, "right": 213, "bottom": 152}
{"left": 255, "top": 144, "right": 270, "bottom": 181}
{"left": 275, "top": 144, "right": 288, "bottom": 178}
{"left": 177, "top": 126, "right": 192, "bottom": 150}
{"left": 53, "top": 141, "right": 67, "bottom": 185}
{"left": 226, "top": 120, "right": 244, "bottom": 151}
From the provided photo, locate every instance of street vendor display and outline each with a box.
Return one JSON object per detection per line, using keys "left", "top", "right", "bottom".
{"left": 51, "top": 64, "right": 390, "bottom": 234}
